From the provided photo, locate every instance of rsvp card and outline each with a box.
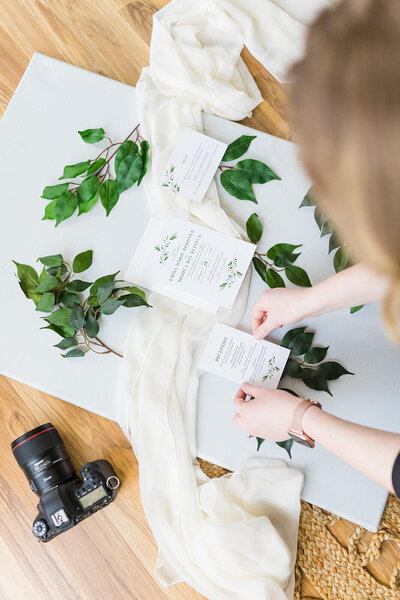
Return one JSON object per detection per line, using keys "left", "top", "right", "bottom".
{"left": 199, "top": 323, "right": 290, "bottom": 388}
{"left": 125, "top": 217, "right": 255, "bottom": 313}
{"left": 158, "top": 127, "right": 228, "bottom": 203}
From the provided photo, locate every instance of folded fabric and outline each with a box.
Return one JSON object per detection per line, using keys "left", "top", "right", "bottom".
{"left": 117, "top": 0, "right": 329, "bottom": 597}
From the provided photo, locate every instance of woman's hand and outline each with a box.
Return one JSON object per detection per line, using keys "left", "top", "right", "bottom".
{"left": 252, "top": 287, "right": 316, "bottom": 340}
{"left": 233, "top": 382, "right": 303, "bottom": 441}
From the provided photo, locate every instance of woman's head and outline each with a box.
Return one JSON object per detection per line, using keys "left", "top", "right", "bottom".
{"left": 290, "top": 0, "right": 400, "bottom": 340}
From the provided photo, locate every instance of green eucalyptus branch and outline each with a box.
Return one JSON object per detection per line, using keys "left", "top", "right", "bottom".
{"left": 41, "top": 125, "right": 150, "bottom": 225}
{"left": 13, "top": 250, "right": 151, "bottom": 358}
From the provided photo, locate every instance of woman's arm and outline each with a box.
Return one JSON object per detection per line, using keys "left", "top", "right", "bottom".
{"left": 233, "top": 383, "right": 400, "bottom": 492}
{"left": 253, "top": 263, "right": 389, "bottom": 340}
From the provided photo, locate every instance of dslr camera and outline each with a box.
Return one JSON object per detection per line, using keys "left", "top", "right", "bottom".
{"left": 11, "top": 423, "right": 120, "bottom": 542}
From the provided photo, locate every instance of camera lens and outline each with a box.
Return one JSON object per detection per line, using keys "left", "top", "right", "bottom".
{"left": 11, "top": 423, "right": 77, "bottom": 495}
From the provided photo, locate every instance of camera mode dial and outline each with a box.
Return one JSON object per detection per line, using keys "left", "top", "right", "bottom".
{"left": 33, "top": 519, "right": 48, "bottom": 538}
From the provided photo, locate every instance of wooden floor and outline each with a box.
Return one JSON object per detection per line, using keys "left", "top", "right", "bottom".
{"left": 0, "top": 2, "right": 398, "bottom": 599}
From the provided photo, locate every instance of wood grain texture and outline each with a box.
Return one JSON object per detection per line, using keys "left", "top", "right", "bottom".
{"left": 0, "top": 1, "right": 398, "bottom": 599}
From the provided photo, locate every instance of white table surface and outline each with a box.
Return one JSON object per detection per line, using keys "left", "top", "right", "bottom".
{"left": 1, "top": 53, "right": 399, "bottom": 531}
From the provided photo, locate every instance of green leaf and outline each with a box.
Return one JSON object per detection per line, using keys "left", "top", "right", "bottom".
{"left": 221, "top": 135, "right": 257, "bottom": 162}
{"left": 220, "top": 170, "right": 257, "bottom": 203}
{"left": 77, "top": 193, "right": 99, "bottom": 216}
{"left": 78, "top": 128, "right": 105, "bottom": 143}
{"left": 62, "top": 348, "right": 85, "bottom": 358}
{"left": 299, "top": 188, "right": 316, "bottom": 208}
{"left": 41, "top": 323, "right": 76, "bottom": 338}
{"left": 77, "top": 176, "right": 100, "bottom": 209}
{"left": 70, "top": 304, "right": 85, "bottom": 330}
{"left": 12, "top": 261, "right": 39, "bottom": 293}
{"left": 350, "top": 305, "right": 364, "bottom": 314}
{"left": 46, "top": 264, "right": 67, "bottom": 277}
{"left": 37, "top": 254, "right": 63, "bottom": 267}
{"left": 137, "top": 140, "right": 150, "bottom": 186}
{"left": 266, "top": 268, "right": 285, "bottom": 289}
{"left": 84, "top": 309, "right": 100, "bottom": 338}
{"left": 55, "top": 192, "right": 78, "bottom": 226}
{"left": 86, "top": 295, "right": 100, "bottom": 307}
{"left": 42, "top": 199, "right": 57, "bottom": 221}
{"left": 116, "top": 154, "right": 143, "bottom": 192}
{"left": 38, "top": 267, "right": 47, "bottom": 283}
{"left": 304, "top": 346, "right": 329, "bottom": 364}
{"left": 236, "top": 159, "right": 281, "bottom": 184}
{"left": 320, "top": 220, "right": 333, "bottom": 237}
{"left": 285, "top": 265, "right": 311, "bottom": 287}
{"left": 279, "top": 387, "right": 300, "bottom": 397}
{"left": 35, "top": 292, "right": 55, "bottom": 313}
{"left": 90, "top": 272, "right": 119, "bottom": 296}
{"left": 60, "top": 290, "right": 80, "bottom": 308}
{"left": 58, "top": 160, "right": 91, "bottom": 180}
{"left": 281, "top": 327, "right": 306, "bottom": 348}
{"left": 34, "top": 274, "right": 60, "bottom": 293}
{"left": 267, "top": 243, "right": 302, "bottom": 262}
{"left": 114, "top": 140, "right": 138, "bottom": 174}
{"left": 118, "top": 286, "right": 148, "bottom": 304}
{"left": 54, "top": 337, "right": 77, "bottom": 350}
{"left": 42, "top": 183, "right": 69, "bottom": 199}
{"left": 252, "top": 257, "right": 268, "bottom": 283}
{"left": 100, "top": 298, "right": 123, "bottom": 315}
{"left": 97, "top": 280, "right": 115, "bottom": 303}
{"left": 288, "top": 332, "right": 314, "bottom": 356}
{"left": 122, "top": 293, "right": 150, "bottom": 308}
{"left": 276, "top": 439, "right": 293, "bottom": 458}
{"left": 100, "top": 179, "right": 120, "bottom": 216}
{"left": 333, "top": 246, "right": 350, "bottom": 273}
{"left": 273, "top": 252, "right": 301, "bottom": 268}
{"left": 72, "top": 250, "right": 93, "bottom": 274}
{"left": 256, "top": 437, "right": 265, "bottom": 451}
{"left": 301, "top": 368, "right": 332, "bottom": 396}
{"left": 65, "top": 279, "right": 92, "bottom": 292}
{"left": 42, "top": 307, "right": 72, "bottom": 326}
{"left": 317, "top": 361, "right": 354, "bottom": 380}
{"left": 87, "top": 157, "right": 107, "bottom": 176}
{"left": 283, "top": 358, "right": 303, "bottom": 378}
{"left": 328, "top": 233, "right": 341, "bottom": 254}
{"left": 314, "top": 206, "right": 326, "bottom": 230}
{"left": 246, "top": 213, "right": 263, "bottom": 244}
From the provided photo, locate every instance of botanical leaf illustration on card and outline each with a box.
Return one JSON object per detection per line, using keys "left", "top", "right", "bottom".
{"left": 41, "top": 125, "right": 150, "bottom": 224}
{"left": 219, "top": 258, "right": 243, "bottom": 290}
{"left": 155, "top": 232, "right": 178, "bottom": 263}
{"left": 161, "top": 163, "right": 180, "bottom": 193}
{"left": 262, "top": 356, "right": 280, "bottom": 381}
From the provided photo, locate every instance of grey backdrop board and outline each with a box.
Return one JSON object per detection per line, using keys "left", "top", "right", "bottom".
{"left": 0, "top": 54, "right": 399, "bottom": 531}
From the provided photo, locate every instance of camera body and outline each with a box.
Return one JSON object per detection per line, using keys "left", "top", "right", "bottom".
{"left": 11, "top": 424, "right": 120, "bottom": 542}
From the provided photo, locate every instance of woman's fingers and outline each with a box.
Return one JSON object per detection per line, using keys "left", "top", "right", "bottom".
{"left": 233, "top": 387, "right": 246, "bottom": 412}
{"left": 232, "top": 412, "right": 246, "bottom": 431}
{"left": 251, "top": 306, "right": 266, "bottom": 336}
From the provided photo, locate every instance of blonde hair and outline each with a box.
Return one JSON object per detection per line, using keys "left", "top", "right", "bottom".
{"left": 289, "top": 0, "right": 400, "bottom": 341}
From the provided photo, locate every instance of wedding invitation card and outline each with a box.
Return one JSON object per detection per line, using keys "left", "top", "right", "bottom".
{"left": 125, "top": 217, "right": 255, "bottom": 313}
{"left": 199, "top": 323, "right": 290, "bottom": 388}
{"left": 158, "top": 127, "right": 228, "bottom": 203}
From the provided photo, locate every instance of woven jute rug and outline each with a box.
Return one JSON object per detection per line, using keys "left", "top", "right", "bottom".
{"left": 198, "top": 459, "right": 400, "bottom": 600}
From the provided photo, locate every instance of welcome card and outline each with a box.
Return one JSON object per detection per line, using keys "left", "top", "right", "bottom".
{"left": 199, "top": 323, "right": 290, "bottom": 388}
{"left": 125, "top": 217, "right": 255, "bottom": 313}
{"left": 158, "top": 127, "right": 228, "bottom": 203}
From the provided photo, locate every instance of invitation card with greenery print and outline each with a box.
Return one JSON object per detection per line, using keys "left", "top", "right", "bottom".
{"left": 158, "top": 127, "right": 228, "bottom": 203}
{"left": 199, "top": 323, "right": 290, "bottom": 388}
{"left": 125, "top": 217, "right": 255, "bottom": 313}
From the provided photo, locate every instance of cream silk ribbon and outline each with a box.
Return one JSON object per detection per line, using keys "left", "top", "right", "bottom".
{"left": 117, "top": 1, "right": 329, "bottom": 598}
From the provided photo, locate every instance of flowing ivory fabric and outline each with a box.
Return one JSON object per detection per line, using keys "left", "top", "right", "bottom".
{"left": 117, "top": 1, "right": 332, "bottom": 598}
